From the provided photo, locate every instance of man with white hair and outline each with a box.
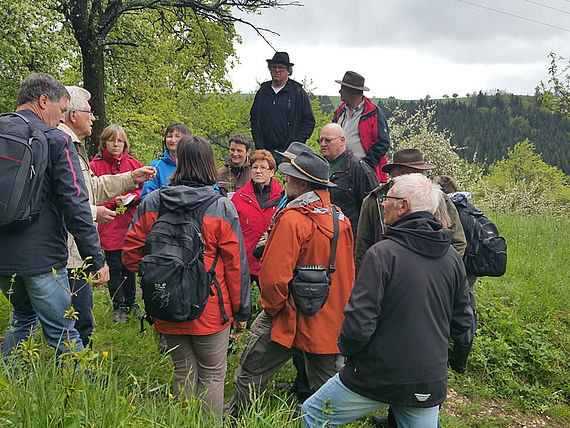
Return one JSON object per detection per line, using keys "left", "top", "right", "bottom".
{"left": 59, "top": 86, "right": 156, "bottom": 345}
{"left": 301, "top": 173, "right": 473, "bottom": 427}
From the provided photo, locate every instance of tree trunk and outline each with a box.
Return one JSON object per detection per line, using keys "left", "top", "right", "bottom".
{"left": 82, "top": 41, "right": 106, "bottom": 158}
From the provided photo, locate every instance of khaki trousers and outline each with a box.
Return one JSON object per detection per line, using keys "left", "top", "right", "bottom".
{"left": 227, "top": 310, "right": 338, "bottom": 416}
{"left": 164, "top": 325, "right": 231, "bottom": 417}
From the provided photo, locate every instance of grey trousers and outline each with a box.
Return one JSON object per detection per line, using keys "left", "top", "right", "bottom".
{"left": 164, "top": 325, "right": 231, "bottom": 417}
{"left": 227, "top": 310, "right": 338, "bottom": 416}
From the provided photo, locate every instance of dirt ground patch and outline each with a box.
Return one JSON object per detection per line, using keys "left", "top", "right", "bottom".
{"left": 442, "top": 388, "right": 562, "bottom": 427}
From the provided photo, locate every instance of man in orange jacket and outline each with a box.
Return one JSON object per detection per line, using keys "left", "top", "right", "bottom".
{"left": 226, "top": 151, "right": 355, "bottom": 416}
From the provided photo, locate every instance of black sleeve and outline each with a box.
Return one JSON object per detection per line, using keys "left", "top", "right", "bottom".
{"left": 338, "top": 246, "right": 386, "bottom": 356}
{"left": 49, "top": 130, "right": 105, "bottom": 272}
{"left": 296, "top": 88, "right": 316, "bottom": 143}
{"left": 355, "top": 160, "right": 379, "bottom": 203}
{"left": 250, "top": 90, "right": 263, "bottom": 149}
{"left": 362, "top": 107, "right": 390, "bottom": 168}
{"left": 450, "top": 260, "right": 474, "bottom": 342}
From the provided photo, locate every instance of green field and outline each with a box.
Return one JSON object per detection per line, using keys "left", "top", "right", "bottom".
{"left": 0, "top": 214, "right": 568, "bottom": 426}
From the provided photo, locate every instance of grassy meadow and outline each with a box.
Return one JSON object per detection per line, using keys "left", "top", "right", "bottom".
{"left": 0, "top": 213, "right": 567, "bottom": 427}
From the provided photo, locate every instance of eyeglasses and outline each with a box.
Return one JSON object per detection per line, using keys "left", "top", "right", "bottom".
{"left": 317, "top": 136, "right": 342, "bottom": 144}
{"left": 269, "top": 64, "right": 288, "bottom": 71}
{"left": 380, "top": 194, "right": 404, "bottom": 202}
{"left": 251, "top": 165, "right": 271, "bottom": 172}
{"left": 74, "top": 109, "right": 98, "bottom": 120}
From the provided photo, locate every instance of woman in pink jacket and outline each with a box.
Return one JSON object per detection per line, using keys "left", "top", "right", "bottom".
{"left": 90, "top": 124, "right": 143, "bottom": 323}
{"left": 231, "top": 150, "right": 283, "bottom": 285}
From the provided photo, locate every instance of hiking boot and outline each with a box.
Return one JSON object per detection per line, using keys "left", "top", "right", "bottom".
{"left": 114, "top": 308, "right": 127, "bottom": 324}
{"left": 128, "top": 303, "right": 144, "bottom": 319}
{"left": 158, "top": 333, "right": 169, "bottom": 353}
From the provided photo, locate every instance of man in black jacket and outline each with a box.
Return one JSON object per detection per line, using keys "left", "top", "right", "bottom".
{"left": 0, "top": 73, "right": 109, "bottom": 358}
{"left": 250, "top": 52, "right": 315, "bottom": 164}
{"left": 301, "top": 173, "right": 473, "bottom": 428}
{"left": 319, "top": 123, "right": 378, "bottom": 237}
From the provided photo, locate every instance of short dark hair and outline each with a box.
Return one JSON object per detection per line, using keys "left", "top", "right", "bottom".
{"left": 17, "top": 73, "right": 70, "bottom": 106}
{"left": 163, "top": 122, "right": 191, "bottom": 150}
{"left": 171, "top": 136, "right": 217, "bottom": 185}
{"left": 229, "top": 133, "right": 251, "bottom": 151}
{"left": 433, "top": 175, "right": 458, "bottom": 194}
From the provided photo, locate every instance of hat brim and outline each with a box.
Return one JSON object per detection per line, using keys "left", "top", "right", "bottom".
{"left": 279, "top": 163, "right": 337, "bottom": 188}
{"left": 267, "top": 59, "right": 294, "bottom": 66}
{"left": 381, "top": 162, "right": 436, "bottom": 173}
{"left": 335, "top": 79, "right": 369, "bottom": 91}
{"left": 276, "top": 149, "right": 295, "bottom": 160}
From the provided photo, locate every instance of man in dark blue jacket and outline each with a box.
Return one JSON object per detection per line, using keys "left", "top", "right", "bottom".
{"left": 250, "top": 52, "right": 315, "bottom": 164}
{"left": 0, "top": 73, "right": 109, "bottom": 357}
{"left": 301, "top": 173, "right": 473, "bottom": 427}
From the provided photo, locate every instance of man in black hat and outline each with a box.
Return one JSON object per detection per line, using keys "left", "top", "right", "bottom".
{"left": 355, "top": 148, "right": 467, "bottom": 273}
{"left": 225, "top": 151, "right": 355, "bottom": 417}
{"left": 250, "top": 52, "right": 315, "bottom": 164}
{"left": 333, "top": 71, "right": 391, "bottom": 183}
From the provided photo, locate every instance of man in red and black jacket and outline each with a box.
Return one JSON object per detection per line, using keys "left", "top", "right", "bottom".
{"left": 333, "top": 71, "right": 390, "bottom": 183}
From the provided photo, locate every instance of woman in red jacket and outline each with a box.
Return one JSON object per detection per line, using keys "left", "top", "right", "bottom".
{"left": 231, "top": 150, "right": 283, "bottom": 285}
{"left": 90, "top": 124, "right": 143, "bottom": 323}
{"left": 122, "top": 135, "right": 250, "bottom": 417}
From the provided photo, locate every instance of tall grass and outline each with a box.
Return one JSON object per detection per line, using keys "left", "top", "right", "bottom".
{"left": 0, "top": 214, "right": 567, "bottom": 426}
{"left": 449, "top": 213, "right": 569, "bottom": 421}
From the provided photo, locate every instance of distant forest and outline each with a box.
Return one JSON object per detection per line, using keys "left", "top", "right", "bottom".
{"left": 316, "top": 92, "right": 570, "bottom": 174}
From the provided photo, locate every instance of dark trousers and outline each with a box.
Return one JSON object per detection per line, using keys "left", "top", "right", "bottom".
{"left": 292, "top": 348, "right": 312, "bottom": 402}
{"left": 67, "top": 269, "right": 94, "bottom": 348}
{"left": 105, "top": 250, "right": 136, "bottom": 310}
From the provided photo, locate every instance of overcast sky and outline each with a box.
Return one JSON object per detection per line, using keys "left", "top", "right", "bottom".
{"left": 227, "top": 0, "right": 569, "bottom": 99}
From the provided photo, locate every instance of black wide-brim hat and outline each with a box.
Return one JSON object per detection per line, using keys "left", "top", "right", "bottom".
{"left": 267, "top": 51, "right": 294, "bottom": 66}
{"left": 335, "top": 70, "right": 369, "bottom": 91}
{"left": 381, "top": 148, "right": 435, "bottom": 173}
{"left": 278, "top": 151, "right": 336, "bottom": 187}
{"left": 276, "top": 142, "right": 316, "bottom": 160}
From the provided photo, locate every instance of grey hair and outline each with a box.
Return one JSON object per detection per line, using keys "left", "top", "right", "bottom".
{"left": 64, "top": 86, "right": 91, "bottom": 120}
{"left": 391, "top": 173, "right": 440, "bottom": 214}
{"left": 17, "top": 73, "right": 70, "bottom": 106}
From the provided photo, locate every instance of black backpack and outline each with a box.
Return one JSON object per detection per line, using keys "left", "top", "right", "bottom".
{"left": 451, "top": 193, "right": 507, "bottom": 277}
{"left": 0, "top": 112, "right": 48, "bottom": 230}
{"left": 139, "top": 190, "right": 229, "bottom": 324}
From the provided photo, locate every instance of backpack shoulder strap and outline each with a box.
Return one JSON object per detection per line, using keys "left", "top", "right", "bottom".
{"left": 329, "top": 206, "right": 340, "bottom": 275}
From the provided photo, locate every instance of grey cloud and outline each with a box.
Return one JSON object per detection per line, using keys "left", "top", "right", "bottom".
{"left": 236, "top": 0, "right": 569, "bottom": 64}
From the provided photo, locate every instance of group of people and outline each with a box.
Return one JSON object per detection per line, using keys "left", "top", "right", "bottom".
{"left": 0, "top": 55, "right": 476, "bottom": 428}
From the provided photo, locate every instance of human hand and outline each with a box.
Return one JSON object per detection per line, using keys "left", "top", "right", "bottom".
{"left": 92, "top": 264, "right": 110, "bottom": 285}
{"left": 96, "top": 206, "right": 117, "bottom": 224}
{"left": 231, "top": 320, "right": 247, "bottom": 340}
{"left": 131, "top": 166, "right": 156, "bottom": 184}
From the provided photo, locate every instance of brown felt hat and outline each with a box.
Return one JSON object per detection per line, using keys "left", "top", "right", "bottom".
{"left": 382, "top": 149, "right": 435, "bottom": 173}
{"left": 335, "top": 71, "right": 369, "bottom": 91}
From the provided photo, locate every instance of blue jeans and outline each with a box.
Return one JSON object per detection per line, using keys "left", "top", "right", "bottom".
{"left": 301, "top": 374, "right": 439, "bottom": 428}
{"left": 68, "top": 269, "right": 94, "bottom": 348}
{"left": 0, "top": 268, "right": 84, "bottom": 357}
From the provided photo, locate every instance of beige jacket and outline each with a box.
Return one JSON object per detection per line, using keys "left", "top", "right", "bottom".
{"left": 58, "top": 124, "right": 137, "bottom": 268}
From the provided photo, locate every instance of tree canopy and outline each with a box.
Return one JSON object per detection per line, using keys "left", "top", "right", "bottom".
{"left": 1, "top": 0, "right": 297, "bottom": 156}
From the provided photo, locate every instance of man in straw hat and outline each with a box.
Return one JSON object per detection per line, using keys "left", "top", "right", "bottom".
{"left": 226, "top": 151, "right": 355, "bottom": 417}
{"left": 333, "top": 71, "right": 390, "bottom": 183}
{"left": 355, "top": 148, "right": 466, "bottom": 273}
{"left": 250, "top": 52, "right": 315, "bottom": 164}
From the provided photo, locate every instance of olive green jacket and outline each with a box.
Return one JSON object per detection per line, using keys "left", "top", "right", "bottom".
{"left": 354, "top": 181, "right": 467, "bottom": 273}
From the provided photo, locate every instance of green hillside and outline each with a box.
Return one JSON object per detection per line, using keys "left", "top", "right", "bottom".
{"left": 313, "top": 92, "right": 569, "bottom": 174}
